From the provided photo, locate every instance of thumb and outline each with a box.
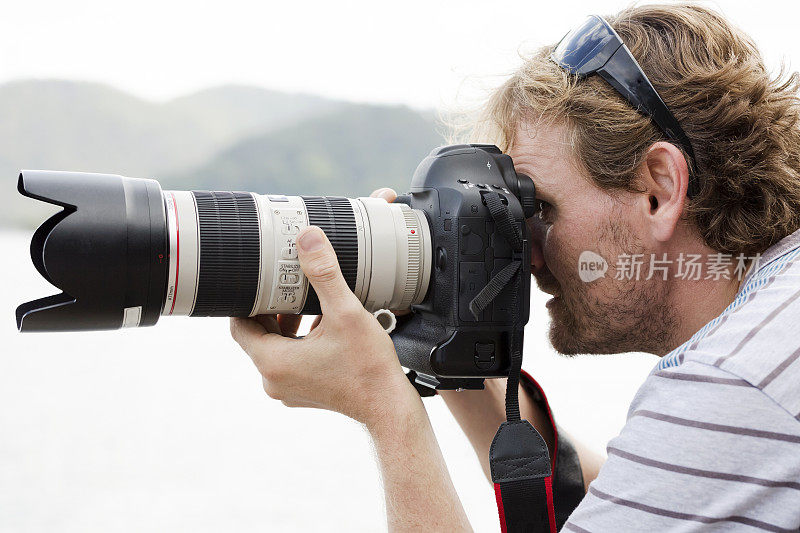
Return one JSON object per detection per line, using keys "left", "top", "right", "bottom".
{"left": 296, "top": 226, "right": 357, "bottom": 313}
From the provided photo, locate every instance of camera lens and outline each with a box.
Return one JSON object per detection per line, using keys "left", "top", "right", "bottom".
{"left": 17, "top": 173, "right": 431, "bottom": 331}
{"left": 162, "top": 190, "right": 432, "bottom": 318}
{"left": 17, "top": 171, "right": 432, "bottom": 331}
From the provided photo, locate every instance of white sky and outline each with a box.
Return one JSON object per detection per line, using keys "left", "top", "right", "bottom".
{"left": 1, "top": 0, "right": 799, "bottom": 110}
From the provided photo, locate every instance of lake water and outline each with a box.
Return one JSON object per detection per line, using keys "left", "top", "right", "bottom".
{"left": 0, "top": 229, "right": 657, "bottom": 532}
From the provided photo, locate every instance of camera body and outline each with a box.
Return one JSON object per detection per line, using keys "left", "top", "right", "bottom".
{"left": 392, "top": 144, "right": 534, "bottom": 391}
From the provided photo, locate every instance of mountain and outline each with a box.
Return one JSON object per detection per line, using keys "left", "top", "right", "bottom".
{"left": 164, "top": 104, "right": 443, "bottom": 196}
{"left": 167, "top": 85, "right": 340, "bottom": 151}
{"left": 0, "top": 80, "right": 341, "bottom": 178}
{"left": 1, "top": 80, "right": 445, "bottom": 228}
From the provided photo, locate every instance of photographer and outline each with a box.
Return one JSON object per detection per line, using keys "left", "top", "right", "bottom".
{"left": 231, "top": 3, "right": 800, "bottom": 531}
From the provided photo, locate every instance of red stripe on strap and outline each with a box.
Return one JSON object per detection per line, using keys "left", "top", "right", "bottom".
{"left": 493, "top": 483, "right": 507, "bottom": 533}
{"left": 520, "top": 369, "right": 558, "bottom": 473}
{"left": 545, "top": 475, "right": 556, "bottom": 533}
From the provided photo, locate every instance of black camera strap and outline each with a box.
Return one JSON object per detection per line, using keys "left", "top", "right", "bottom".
{"left": 470, "top": 192, "right": 556, "bottom": 533}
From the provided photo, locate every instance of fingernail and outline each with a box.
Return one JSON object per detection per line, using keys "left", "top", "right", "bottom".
{"left": 297, "top": 229, "right": 324, "bottom": 252}
{"left": 371, "top": 188, "right": 386, "bottom": 198}
{"left": 377, "top": 189, "right": 392, "bottom": 200}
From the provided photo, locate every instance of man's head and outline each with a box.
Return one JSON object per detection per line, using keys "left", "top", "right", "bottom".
{"left": 480, "top": 3, "right": 800, "bottom": 355}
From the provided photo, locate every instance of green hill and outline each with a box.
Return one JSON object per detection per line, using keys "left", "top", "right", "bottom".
{"left": 0, "top": 80, "right": 340, "bottom": 178}
{"left": 1, "top": 80, "right": 445, "bottom": 228}
{"left": 167, "top": 85, "right": 340, "bottom": 152}
{"left": 165, "top": 104, "right": 443, "bottom": 196}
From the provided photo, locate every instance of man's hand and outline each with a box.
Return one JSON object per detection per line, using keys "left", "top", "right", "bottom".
{"left": 230, "top": 225, "right": 416, "bottom": 427}
{"left": 230, "top": 222, "right": 472, "bottom": 531}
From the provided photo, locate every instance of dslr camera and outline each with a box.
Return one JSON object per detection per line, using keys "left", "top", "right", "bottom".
{"left": 16, "top": 144, "right": 536, "bottom": 392}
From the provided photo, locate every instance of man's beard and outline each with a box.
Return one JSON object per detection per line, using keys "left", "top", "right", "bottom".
{"left": 537, "top": 220, "right": 678, "bottom": 356}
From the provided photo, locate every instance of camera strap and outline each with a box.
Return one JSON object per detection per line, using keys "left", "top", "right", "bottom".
{"left": 471, "top": 192, "right": 556, "bottom": 533}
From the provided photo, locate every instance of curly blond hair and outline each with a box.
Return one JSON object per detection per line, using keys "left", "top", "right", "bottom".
{"left": 474, "top": 3, "right": 800, "bottom": 255}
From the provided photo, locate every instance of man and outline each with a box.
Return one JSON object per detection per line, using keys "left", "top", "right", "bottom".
{"left": 231, "top": 3, "right": 800, "bottom": 531}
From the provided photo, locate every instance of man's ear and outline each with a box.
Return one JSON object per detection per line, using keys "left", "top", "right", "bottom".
{"left": 636, "top": 141, "right": 690, "bottom": 243}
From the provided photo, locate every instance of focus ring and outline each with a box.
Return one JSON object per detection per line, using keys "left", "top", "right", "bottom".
{"left": 300, "top": 196, "right": 358, "bottom": 314}
{"left": 191, "top": 191, "right": 260, "bottom": 317}
{"left": 399, "top": 207, "right": 423, "bottom": 309}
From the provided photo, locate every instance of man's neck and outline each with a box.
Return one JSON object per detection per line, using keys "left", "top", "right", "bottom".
{"left": 665, "top": 250, "right": 744, "bottom": 355}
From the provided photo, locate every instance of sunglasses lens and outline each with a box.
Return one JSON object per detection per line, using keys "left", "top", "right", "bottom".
{"left": 551, "top": 15, "right": 616, "bottom": 74}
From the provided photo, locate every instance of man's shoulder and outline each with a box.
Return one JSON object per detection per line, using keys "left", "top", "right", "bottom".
{"left": 634, "top": 361, "right": 800, "bottom": 432}
{"left": 657, "top": 231, "right": 800, "bottom": 419}
{"left": 566, "top": 359, "right": 800, "bottom": 531}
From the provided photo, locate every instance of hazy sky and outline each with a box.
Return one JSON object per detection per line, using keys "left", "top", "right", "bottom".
{"left": 2, "top": 0, "right": 799, "bottom": 109}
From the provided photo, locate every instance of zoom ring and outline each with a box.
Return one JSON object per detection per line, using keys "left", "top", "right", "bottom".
{"left": 300, "top": 196, "right": 358, "bottom": 314}
{"left": 191, "top": 191, "right": 260, "bottom": 317}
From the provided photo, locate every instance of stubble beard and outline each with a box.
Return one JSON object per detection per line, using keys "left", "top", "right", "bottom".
{"left": 544, "top": 219, "right": 678, "bottom": 356}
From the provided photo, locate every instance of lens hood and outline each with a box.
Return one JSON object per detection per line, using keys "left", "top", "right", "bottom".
{"left": 16, "top": 171, "right": 168, "bottom": 331}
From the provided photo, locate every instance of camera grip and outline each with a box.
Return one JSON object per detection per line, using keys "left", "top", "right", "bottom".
{"left": 391, "top": 312, "right": 447, "bottom": 378}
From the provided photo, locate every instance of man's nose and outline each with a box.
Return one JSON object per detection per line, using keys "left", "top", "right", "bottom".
{"left": 527, "top": 217, "right": 547, "bottom": 275}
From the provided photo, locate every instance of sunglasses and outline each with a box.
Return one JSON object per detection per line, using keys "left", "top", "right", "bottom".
{"left": 551, "top": 15, "right": 700, "bottom": 197}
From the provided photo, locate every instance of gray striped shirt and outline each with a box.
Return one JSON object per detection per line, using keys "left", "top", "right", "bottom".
{"left": 564, "top": 228, "right": 800, "bottom": 532}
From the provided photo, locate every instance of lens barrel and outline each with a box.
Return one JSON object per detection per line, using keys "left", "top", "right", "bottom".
{"left": 162, "top": 190, "right": 431, "bottom": 318}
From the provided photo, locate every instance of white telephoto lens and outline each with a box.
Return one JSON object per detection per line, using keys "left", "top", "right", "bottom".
{"left": 162, "top": 192, "right": 431, "bottom": 317}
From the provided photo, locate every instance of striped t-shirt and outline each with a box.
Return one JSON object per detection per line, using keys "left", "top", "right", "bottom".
{"left": 564, "top": 228, "right": 800, "bottom": 532}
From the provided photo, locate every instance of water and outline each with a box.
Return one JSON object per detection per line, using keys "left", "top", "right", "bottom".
{"left": 0, "top": 230, "right": 657, "bottom": 532}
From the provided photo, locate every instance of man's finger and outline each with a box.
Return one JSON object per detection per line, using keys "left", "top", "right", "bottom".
{"left": 230, "top": 317, "right": 267, "bottom": 352}
{"left": 252, "top": 314, "right": 281, "bottom": 335}
{"left": 230, "top": 317, "right": 292, "bottom": 365}
{"left": 296, "top": 226, "right": 360, "bottom": 314}
{"left": 277, "top": 314, "right": 303, "bottom": 336}
{"left": 369, "top": 188, "right": 397, "bottom": 202}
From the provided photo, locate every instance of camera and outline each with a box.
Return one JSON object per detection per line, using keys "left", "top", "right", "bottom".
{"left": 16, "top": 144, "right": 536, "bottom": 391}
